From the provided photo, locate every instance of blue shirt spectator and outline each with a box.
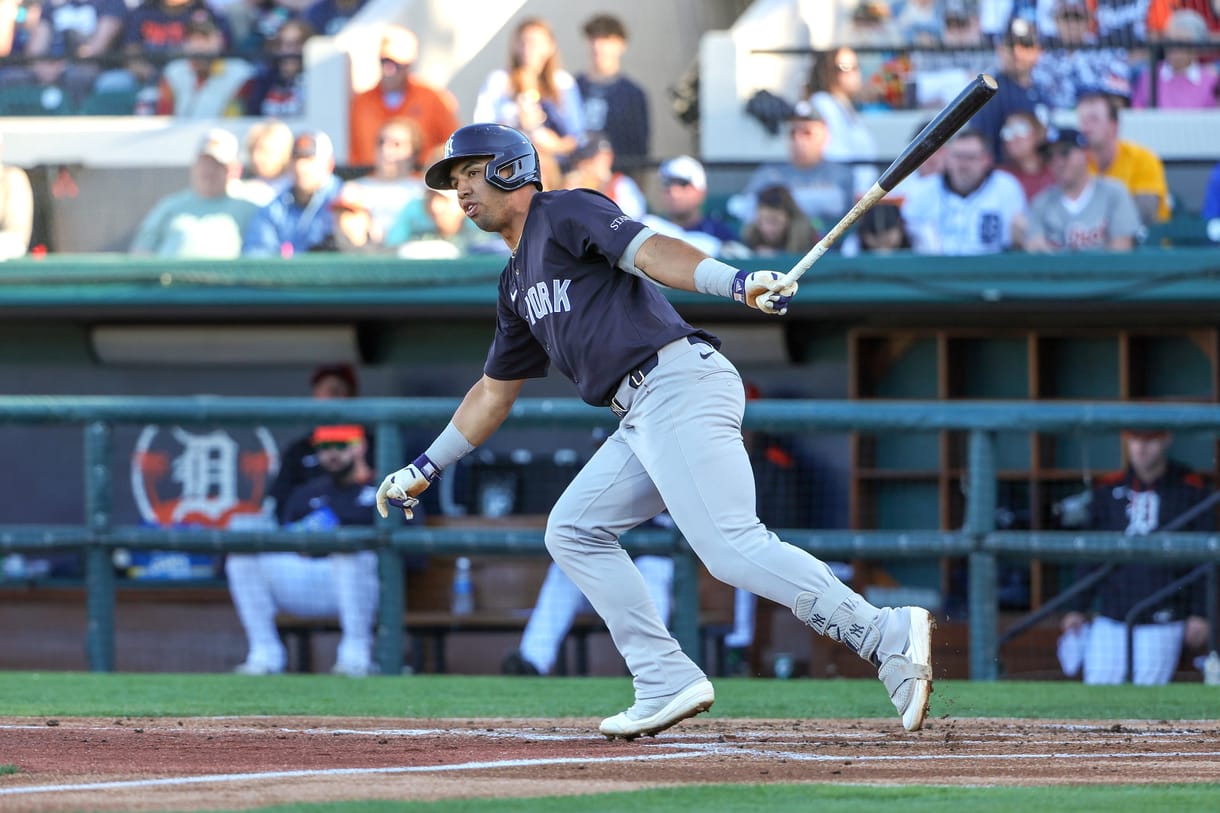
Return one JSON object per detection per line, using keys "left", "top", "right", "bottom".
{"left": 242, "top": 130, "right": 341, "bottom": 256}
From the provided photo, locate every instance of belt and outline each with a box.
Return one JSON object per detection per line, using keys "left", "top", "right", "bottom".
{"left": 609, "top": 336, "right": 710, "bottom": 418}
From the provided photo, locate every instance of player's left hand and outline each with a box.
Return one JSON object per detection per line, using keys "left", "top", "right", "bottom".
{"left": 732, "top": 270, "right": 798, "bottom": 316}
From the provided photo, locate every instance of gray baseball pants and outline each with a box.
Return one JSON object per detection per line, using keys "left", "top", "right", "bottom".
{"left": 545, "top": 337, "right": 900, "bottom": 701}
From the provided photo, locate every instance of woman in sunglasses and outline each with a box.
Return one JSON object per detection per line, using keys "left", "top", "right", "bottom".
{"left": 804, "top": 46, "right": 878, "bottom": 198}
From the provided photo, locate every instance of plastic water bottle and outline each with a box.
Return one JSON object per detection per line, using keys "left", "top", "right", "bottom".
{"left": 451, "top": 557, "right": 474, "bottom": 616}
{"left": 1204, "top": 651, "right": 1220, "bottom": 686}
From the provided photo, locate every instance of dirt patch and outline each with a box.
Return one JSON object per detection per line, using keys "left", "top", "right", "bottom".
{"left": 1, "top": 716, "right": 1218, "bottom": 811}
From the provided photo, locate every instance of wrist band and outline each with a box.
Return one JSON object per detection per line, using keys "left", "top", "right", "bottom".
{"left": 422, "top": 421, "right": 477, "bottom": 473}
{"left": 693, "top": 257, "right": 740, "bottom": 299}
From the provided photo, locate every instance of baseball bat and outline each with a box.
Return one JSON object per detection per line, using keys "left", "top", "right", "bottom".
{"left": 770, "top": 73, "right": 998, "bottom": 290}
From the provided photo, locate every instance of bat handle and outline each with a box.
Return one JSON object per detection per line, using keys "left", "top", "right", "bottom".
{"left": 772, "top": 244, "right": 828, "bottom": 290}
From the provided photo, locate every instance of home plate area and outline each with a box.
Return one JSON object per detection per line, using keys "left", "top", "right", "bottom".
{"left": 1, "top": 716, "right": 1219, "bottom": 811}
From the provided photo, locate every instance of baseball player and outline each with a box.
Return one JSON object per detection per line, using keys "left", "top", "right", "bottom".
{"left": 376, "top": 123, "right": 933, "bottom": 738}
{"left": 229, "top": 425, "right": 382, "bottom": 677}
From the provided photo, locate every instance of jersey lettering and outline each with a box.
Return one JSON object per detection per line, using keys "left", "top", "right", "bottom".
{"left": 523, "top": 278, "right": 573, "bottom": 325}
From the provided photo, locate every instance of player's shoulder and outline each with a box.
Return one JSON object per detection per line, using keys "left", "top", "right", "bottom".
{"left": 1119, "top": 139, "right": 1165, "bottom": 167}
{"left": 1095, "top": 469, "right": 1129, "bottom": 488}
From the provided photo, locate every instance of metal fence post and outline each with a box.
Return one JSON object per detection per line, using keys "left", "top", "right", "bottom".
{"left": 83, "top": 420, "right": 115, "bottom": 672}
{"left": 671, "top": 539, "right": 700, "bottom": 663}
{"left": 374, "top": 420, "right": 405, "bottom": 676}
{"left": 966, "top": 429, "right": 998, "bottom": 681}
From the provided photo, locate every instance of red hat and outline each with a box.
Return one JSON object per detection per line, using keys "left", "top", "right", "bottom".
{"left": 311, "top": 424, "right": 365, "bottom": 446}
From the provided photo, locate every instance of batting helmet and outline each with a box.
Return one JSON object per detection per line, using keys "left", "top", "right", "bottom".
{"left": 424, "top": 123, "right": 542, "bottom": 192}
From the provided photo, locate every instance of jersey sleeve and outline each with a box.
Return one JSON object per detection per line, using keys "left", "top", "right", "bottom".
{"left": 547, "top": 189, "right": 646, "bottom": 268}
{"left": 483, "top": 274, "right": 550, "bottom": 382}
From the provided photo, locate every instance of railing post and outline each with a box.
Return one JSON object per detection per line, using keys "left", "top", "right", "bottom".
{"left": 83, "top": 420, "right": 115, "bottom": 672}
{"left": 966, "top": 429, "right": 999, "bottom": 681}
{"left": 374, "top": 420, "right": 405, "bottom": 676}
{"left": 671, "top": 538, "right": 700, "bottom": 664}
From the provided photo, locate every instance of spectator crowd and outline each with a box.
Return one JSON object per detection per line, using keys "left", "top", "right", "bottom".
{"left": 1, "top": 2, "right": 1218, "bottom": 262}
{"left": 0, "top": 1, "right": 1216, "bottom": 685}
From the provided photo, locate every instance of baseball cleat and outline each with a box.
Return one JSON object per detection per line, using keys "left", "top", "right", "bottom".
{"left": 878, "top": 607, "right": 934, "bottom": 732}
{"left": 599, "top": 678, "right": 715, "bottom": 740}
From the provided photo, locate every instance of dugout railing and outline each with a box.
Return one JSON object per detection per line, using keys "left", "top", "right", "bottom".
{"left": 1, "top": 396, "right": 1218, "bottom": 680}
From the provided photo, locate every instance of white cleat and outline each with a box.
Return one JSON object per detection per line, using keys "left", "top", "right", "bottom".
{"left": 599, "top": 678, "right": 715, "bottom": 740}
{"left": 878, "top": 607, "right": 934, "bottom": 732}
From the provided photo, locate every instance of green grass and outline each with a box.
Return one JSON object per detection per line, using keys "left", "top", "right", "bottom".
{"left": 0, "top": 764, "right": 17, "bottom": 775}
{"left": 2, "top": 672, "right": 1216, "bottom": 813}
{"left": 211, "top": 784, "right": 1220, "bottom": 813}
{"left": 0, "top": 672, "right": 1215, "bottom": 721}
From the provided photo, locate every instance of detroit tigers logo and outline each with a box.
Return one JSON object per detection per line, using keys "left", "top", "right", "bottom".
{"left": 132, "top": 425, "right": 279, "bottom": 528}
{"left": 522, "top": 279, "right": 572, "bottom": 325}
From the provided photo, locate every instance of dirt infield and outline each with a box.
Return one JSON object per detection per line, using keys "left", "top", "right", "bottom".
{"left": 2, "top": 715, "right": 1219, "bottom": 811}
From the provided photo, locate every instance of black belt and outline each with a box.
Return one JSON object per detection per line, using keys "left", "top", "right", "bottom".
{"left": 609, "top": 336, "right": 709, "bottom": 418}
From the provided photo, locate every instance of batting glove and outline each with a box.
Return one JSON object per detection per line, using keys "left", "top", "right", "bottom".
{"left": 375, "top": 454, "right": 440, "bottom": 520}
{"left": 732, "top": 270, "right": 798, "bottom": 316}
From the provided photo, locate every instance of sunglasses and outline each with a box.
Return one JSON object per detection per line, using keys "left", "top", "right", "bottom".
{"left": 662, "top": 178, "right": 693, "bottom": 188}
{"left": 836, "top": 61, "right": 859, "bottom": 73}
{"left": 1057, "top": 12, "right": 1088, "bottom": 22}
{"left": 1045, "top": 144, "right": 1077, "bottom": 158}
{"left": 314, "top": 441, "right": 354, "bottom": 452}
{"left": 1001, "top": 121, "right": 1033, "bottom": 140}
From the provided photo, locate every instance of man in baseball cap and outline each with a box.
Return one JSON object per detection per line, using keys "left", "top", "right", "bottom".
{"left": 243, "top": 128, "right": 343, "bottom": 256}
{"left": 1024, "top": 125, "right": 1142, "bottom": 252}
{"left": 128, "top": 128, "right": 254, "bottom": 257}
{"left": 644, "top": 155, "right": 743, "bottom": 254}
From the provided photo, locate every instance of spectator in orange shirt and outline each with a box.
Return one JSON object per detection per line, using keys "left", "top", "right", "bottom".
{"left": 348, "top": 25, "right": 459, "bottom": 169}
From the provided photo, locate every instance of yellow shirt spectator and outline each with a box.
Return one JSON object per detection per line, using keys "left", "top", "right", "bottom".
{"left": 1088, "top": 140, "right": 1170, "bottom": 223}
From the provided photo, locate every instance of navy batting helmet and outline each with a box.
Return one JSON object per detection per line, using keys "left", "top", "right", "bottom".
{"left": 424, "top": 123, "right": 542, "bottom": 192}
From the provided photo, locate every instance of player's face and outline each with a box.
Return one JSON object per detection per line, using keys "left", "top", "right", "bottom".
{"left": 1125, "top": 433, "right": 1171, "bottom": 483}
{"left": 314, "top": 441, "right": 359, "bottom": 475}
{"left": 450, "top": 159, "right": 511, "bottom": 232}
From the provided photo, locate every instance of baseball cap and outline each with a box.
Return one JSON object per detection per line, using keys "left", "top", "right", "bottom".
{"left": 571, "top": 134, "right": 613, "bottom": 164}
{"left": 658, "top": 155, "right": 707, "bottom": 190}
{"left": 310, "top": 363, "right": 358, "bottom": 396}
{"left": 311, "top": 424, "right": 365, "bottom": 446}
{"left": 787, "top": 99, "right": 824, "bottom": 123}
{"left": 944, "top": 0, "right": 976, "bottom": 21}
{"left": 1040, "top": 126, "right": 1087, "bottom": 152}
{"left": 197, "top": 128, "right": 239, "bottom": 164}
{"left": 292, "top": 130, "right": 334, "bottom": 160}
{"left": 1005, "top": 18, "right": 1039, "bottom": 47}
{"left": 380, "top": 25, "right": 419, "bottom": 65}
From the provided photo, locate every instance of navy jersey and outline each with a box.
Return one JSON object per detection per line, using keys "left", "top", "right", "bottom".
{"left": 1069, "top": 462, "right": 1213, "bottom": 621}
{"left": 483, "top": 189, "right": 717, "bottom": 406}
{"left": 281, "top": 474, "right": 380, "bottom": 528}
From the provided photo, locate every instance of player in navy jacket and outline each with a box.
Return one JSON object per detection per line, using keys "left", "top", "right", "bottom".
{"left": 376, "top": 123, "right": 934, "bottom": 738}
{"left": 1058, "top": 430, "right": 1213, "bottom": 684}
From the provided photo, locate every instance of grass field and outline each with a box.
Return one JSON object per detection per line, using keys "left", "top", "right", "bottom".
{"left": 1, "top": 672, "right": 1217, "bottom": 813}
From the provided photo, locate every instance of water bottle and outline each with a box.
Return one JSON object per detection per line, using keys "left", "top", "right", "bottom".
{"left": 1204, "top": 651, "right": 1220, "bottom": 686}
{"left": 451, "top": 556, "right": 474, "bottom": 615}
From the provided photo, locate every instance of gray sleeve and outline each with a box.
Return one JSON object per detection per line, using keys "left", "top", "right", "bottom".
{"left": 615, "top": 226, "right": 662, "bottom": 283}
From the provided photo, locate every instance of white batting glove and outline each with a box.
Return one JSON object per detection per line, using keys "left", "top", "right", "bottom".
{"left": 375, "top": 454, "right": 440, "bottom": 520}
{"left": 732, "top": 270, "right": 798, "bottom": 315}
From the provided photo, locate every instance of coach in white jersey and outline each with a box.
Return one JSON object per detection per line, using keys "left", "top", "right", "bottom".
{"left": 1025, "top": 126, "right": 1142, "bottom": 253}
{"left": 900, "top": 128, "right": 1027, "bottom": 256}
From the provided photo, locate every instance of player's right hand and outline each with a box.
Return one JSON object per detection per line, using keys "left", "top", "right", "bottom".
{"left": 732, "top": 270, "right": 798, "bottom": 316}
{"left": 375, "top": 456, "right": 437, "bottom": 520}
